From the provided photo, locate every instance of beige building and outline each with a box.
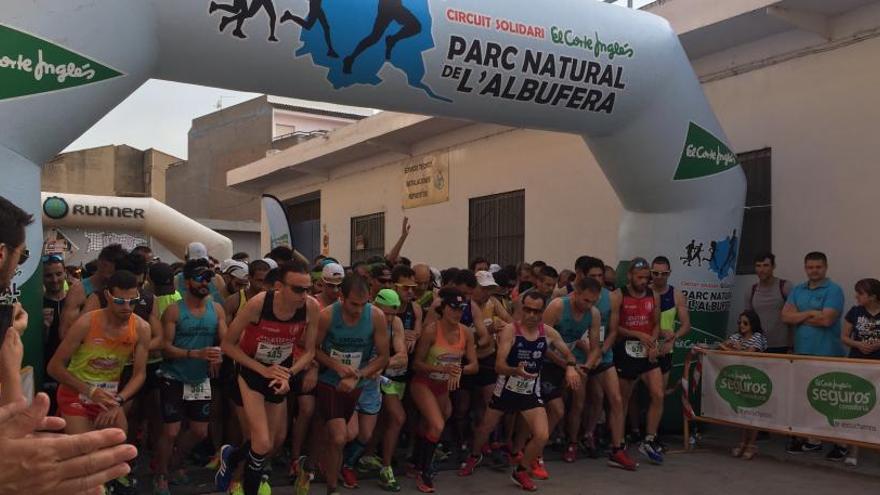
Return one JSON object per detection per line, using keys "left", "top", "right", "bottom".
{"left": 229, "top": 0, "right": 880, "bottom": 325}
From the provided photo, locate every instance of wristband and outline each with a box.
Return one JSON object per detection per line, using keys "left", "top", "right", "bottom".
{"left": 115, "top": 395, "right": 126, "bottom": 405}
{"left": 566, "top": 360, "right": 576, "bottom": 367}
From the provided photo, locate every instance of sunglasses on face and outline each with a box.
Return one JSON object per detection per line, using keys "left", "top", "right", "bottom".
{"left": 395, "top": 283, "right": 417, "bottom": 289}
{"left": 446, "top": 302, "right": 467, "bottom": 311}
{"left": 632, "top": 260, "right": 649, "bottom": 269}
{"left": 285, "top": 284, "right": 312, "bottom": 294}
{"left": 189, "top": 272, "right": 213, "bottom": 283}
{"left": 17, "top": 248, "right": 30, "bottom": 266}
{"left": 522, "top": 306, "right": 543, "bottom": 315}
{"left": 41, "top": 254, "right": 63, "bottom": 264}
{"left": 111, "top": 295, "right": 141, "bottom": 306}
{"left": 651, "top": 271, "right": 670, "bottom": 277}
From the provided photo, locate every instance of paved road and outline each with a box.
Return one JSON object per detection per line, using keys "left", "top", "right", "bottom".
{"left": 192, "top": 448, "right": 877, "bottom": 495}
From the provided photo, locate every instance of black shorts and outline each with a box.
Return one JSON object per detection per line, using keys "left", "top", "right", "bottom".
{"left": 588, "top": 361, "right": 615, "bottom": 377}
{"left": 659, "top": 354, "right": 673, "bottom": 374}
{"left": 238, "top": 365, "right": 292, "bottom": 404}
{"left": 539, "top": 362, "right": 566, "bottom": 402}
{"left": 119, "top": 361, "right": 161, "bottom": 396}
{"left": 316, "top": 381, "right": 362, "bottom": 421}
{"left": 613, "top": 343, "right": 660, "bottom": 381}
{"left": 462, "top": 354, "right": 498, "bottom": 389}
{"left": 159, "top": 377, "right": 212, "bottom": 423}
{"left": 490, "top": 375, "right": 543, "bottom": 412}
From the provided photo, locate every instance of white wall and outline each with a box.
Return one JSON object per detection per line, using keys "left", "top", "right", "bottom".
{"left": 267, "top": 125, "right": 623, "bottom": 269}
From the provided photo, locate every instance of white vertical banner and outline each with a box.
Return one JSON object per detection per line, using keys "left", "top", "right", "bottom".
{"left": 794, "top": 360, "right": 880, "bottom": 444}
{"left": 262, "top": 194, "right": 293, "bottom": 249}
{"left": 702, "top": 352, "right": 790, "bottom": 430}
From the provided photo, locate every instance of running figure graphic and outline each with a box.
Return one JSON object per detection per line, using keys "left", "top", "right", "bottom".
{"left": 209, "top": 0, "right": 280, "bottom": 42}
{"left": 343, "top": 0, "right": 422, "bottom": 74}
{"left": 280, "top": 0, "right": 339, "bottom": 58}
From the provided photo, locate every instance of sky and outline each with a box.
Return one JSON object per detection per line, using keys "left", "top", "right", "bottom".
{"left": 64, "top": 0, "right": 655, "bottom": 159}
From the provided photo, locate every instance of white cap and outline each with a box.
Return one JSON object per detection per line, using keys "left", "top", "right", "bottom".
{"left": 476, "top": 270, "right": 498, "bottom": 287}
{"left": 262, "top": 258, "right": 279, "bottom": 270}
{"left": 322, "top": 262, "right": 345, "bottom": 282}
{"left": 222, "top": 260, "right": 249, "bottom": 281}
{"left": 489, "top": 264, "right": 502, "bottom": 274}
{"left": 186, "top": 241, "right": 208, "bottom": 261}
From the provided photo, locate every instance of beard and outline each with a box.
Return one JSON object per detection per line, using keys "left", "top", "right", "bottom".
{"left": 189, "top": 286, "right": 210, "bottom": 299}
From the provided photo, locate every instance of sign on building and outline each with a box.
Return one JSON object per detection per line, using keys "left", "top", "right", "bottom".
{"left": 402, "top": 153, "right": 449, "bottom": 209}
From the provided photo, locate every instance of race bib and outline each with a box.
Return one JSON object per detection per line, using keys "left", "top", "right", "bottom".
{"left": 183, "top": 378, "right": 212, "bottom": 401}
{"left": 80, "top": 381, "right": 118, "bottom": 404}
{"left": 428, "top": 353, "right": 459, "bottom": 381}
{"left": 256, "top": 341, "right": 294, "bottom": 365}
{"left": 330, "top": 349, "right": 363, "bottom": 369}
{"left": 599, "top": 325, "right": 606, "bottom": 344}
{"left": 504, "top": 375, "right": 536, "bottom": 395}
{"left": 625, "top": 340, "right": 646, "bottom": 358}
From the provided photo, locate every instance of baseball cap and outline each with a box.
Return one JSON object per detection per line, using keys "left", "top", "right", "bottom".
{"left": 322, "top": 262, "right": 345, "bottom": 283}
{"left": 222, "top": 260, "right": 249, "bottom": 281}
{"left": 186, "top": 241, "right": 208, "bottom": 261}
{"left": 262, "top": 258, "right": 279, "bottom": 270}
{"left": 439, "top": 288, "right": 468, "bottom": 309}
{"left": 375, "top": 288, "right": 401, "bottom": 309}
{"left": 489, "top": 264, "right": 502, "bottom": 274}
{"left": 475, "top": 270, "right": 498, "bottom": 287}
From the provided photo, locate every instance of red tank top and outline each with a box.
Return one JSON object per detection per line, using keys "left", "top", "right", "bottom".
{"left": 620, "top": 287, "right": 655, "bottom": 336}
{"left": 240, "top": 290, "right": 308, "bottom": 365}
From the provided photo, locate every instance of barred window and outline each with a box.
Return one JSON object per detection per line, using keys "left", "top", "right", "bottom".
{"left": 736, "top": 148, "right": 772, "bottom": 275}
{"left": 469, "top": 190, "right": 525, "bottom": 268}
{"left": 351, "top": 212, "right": 385, "bottom": 265}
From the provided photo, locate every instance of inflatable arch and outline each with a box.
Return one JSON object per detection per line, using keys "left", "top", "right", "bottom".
{"left": 1, "top": 0, "right": 744, "bottom": 380}
{"left": 41, "top": 192, "right": 234, "bottom": 260}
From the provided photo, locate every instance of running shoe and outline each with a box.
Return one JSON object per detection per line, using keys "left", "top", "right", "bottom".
{"left": 294, "top": 457, "right": 314, "bottom": 495}
{"left": 786, "top": 438, "right": 804, "bottom": 454}
{"left": 152, "top": 476, "right": 170, "bottom": 495}
{"left": 529, "top": 457, "right": 549, "bottom": 480}
{"left": 563, "top": 443, "right": 577, "bottom": 463}
{"left": 607, "top": 449, "right": 638, "bottom": 471}
{"left": 378, "top": 466, "right": 401, "bottom": 492}
{"left": 844, "top": 456, "right": 858, "bottom": 468}
{"left": 458, "top": 454, "right": 482, "bottom": 476}
{"left": 341, "top": 466, "right": 359, "bottom": 489}
{"left": 511, "top": 468, "right": 537, "bottom": 492}
{"left": 206, "top": 449, "right": 222, "bottom": 470}
{"left": 258, "top": 475, "right": 272, "bottom": 495}
{"left": 358, "top": 454, "right": 384, "bottom": 472}
{"left": 801, "top": 442, "right": 823, "bottom": 453}
{"left": 415, "top": 470, "right": 436, "bottom": 493}
{"left": 507, "top": 450, "right": 524, "bottom": 466}
{"left": 216, "top": 444, "right": 237, "bottom": 492}
{"left": 638, "top": 441, "right": 664, "bottom": 465}
{"left": 229, "top": 481, "right": 244, "bottom": 495}
{"left": 826, "top": 445, "right": 848, "bottom": 461}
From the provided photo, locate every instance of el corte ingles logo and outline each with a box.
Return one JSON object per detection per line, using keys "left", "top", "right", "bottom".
{"left": 673, "top": 122, "right": 739, "bottom": 181}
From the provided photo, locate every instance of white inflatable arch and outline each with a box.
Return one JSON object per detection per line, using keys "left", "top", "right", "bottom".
{"left": 1, "top": 0, "right": 744, "bottom": 370}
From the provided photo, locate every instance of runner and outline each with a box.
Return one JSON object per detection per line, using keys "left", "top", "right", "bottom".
{"left": 649, "top": 256, "right": 690, "bottom": 393}
{"left": 48, "top": 269, "right": 152, "bottom": 495}
{"left": 410, "top": 288, "right": 478, "bottom": 493}
{"left": 41, "top": 254, "right": 67, "bottom": 414}
{"left": 459, "top": 291, "right": 582, "bottom": 491}
{"left": 370, "top": 264, "right": 394, "bottom": 298}
{"left": 412, "top": 263, "right": 435, "bottom": 310}
{"left": 343, "top": 0, "right": 423, "bottom": 73}
{"left": 175, "top": 242, "right": 225, "bottom": 303}
{"left": 312, "top": 274, "right": 389, "bottom": 495}
{"left": 576, "top": 256, "right": 637, "bottom": 471}
{"left": 153, "top": 259, "right": 229, "bottom": 495}
{"left": 613, "top": 258, "right": 664, "bottom": 465}
{"left": 59, "top": 243, "right": 126, "bottom": 339}
{"left": 223, "top": 259, "right": 271, "bottom": 324}
{"left": 540, "top": 277, "right": 602, "bottom": 464}
{"left": 220, "top": 259, "right": 251, "bottom": 301}
{"left": 339, "top": 288, "right": 407, "bottom": 490}
{"left": 219, "top": 260, "right": 320, "bottom": 495}
{"left": 280, "top": 0, "right": 339, "bottom": 57}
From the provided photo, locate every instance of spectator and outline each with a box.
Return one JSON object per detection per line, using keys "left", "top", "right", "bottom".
{"left": 745, "top": 252, "right": 792, "bottom": 353}
{"left": 782, "top": 251, "right": 845, "bottom": 454}
{"left": 720, "top": 310, "right": 767, "bottom": 460}
{"left": 836, "top": 278, "right": 880, "bottom": 467}
{"left": 469, "top": 256, "right": 489, "bottom": 273}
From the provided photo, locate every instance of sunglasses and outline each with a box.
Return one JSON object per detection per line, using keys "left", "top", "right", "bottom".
{"left": 632, "top": 260, "right": 649, "bottom": 269}
{"left": 17, "top": 248, "right": 30, "bottom": 266}
{"left": 522, "top": 307, "right": 543, "bottom": 315}
{"left": 378, "top": 278, "right": 393, "bottom": 284}
{"left": 111, "top": 295, "right": 141, "bottom": 306}
{"left": 446, "top": 302, "right": 467, "bottom": 311}
{"left": 395, "top": 283, "right": 417, "bottom": 289}
{"left": 651, "top": 271, "right": 670, "bottom": 277}
{"left": 41, "top": 254, "right": 63, "bottom": 264}
{"left": 324, "top": 281, "right": 341, "bottom": 290}
{"left": 189, "top": 271, "right": 214, "bottom": 283}
{"left": 285, "top": 284, "right": 312, "bottom": 294}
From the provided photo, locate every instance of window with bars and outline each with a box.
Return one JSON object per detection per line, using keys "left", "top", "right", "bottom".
{"left": 469, "top": 190, "right": 525, "bottom": 268}
{"left": 736, "top": 148, "right": 772, "bottom": 275}
{"left": 351, "top": 212, "right": 385, "bottom": 265}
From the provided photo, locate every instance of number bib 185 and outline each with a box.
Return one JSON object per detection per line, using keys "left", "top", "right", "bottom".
{"left": 256, "top": 341, "right": 294, "bottom": 365}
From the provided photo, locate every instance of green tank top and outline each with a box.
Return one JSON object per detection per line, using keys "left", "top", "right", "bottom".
{"left": 559, "top": 296, "right": 592, "bottom": 363}
{"left": 159, "top": 300, "right": 218, "bottom": 384}
{"left": 319, "top": 301, "right": 375, "bottom": 388}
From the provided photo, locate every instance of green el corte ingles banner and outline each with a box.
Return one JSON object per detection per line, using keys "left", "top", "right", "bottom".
{"left": 702, "top": 352, "right": 880, "bottom": 445}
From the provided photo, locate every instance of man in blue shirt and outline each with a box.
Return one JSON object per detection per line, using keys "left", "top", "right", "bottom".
{"left": 781, "top": 251, "right": 844, "bottom": 454}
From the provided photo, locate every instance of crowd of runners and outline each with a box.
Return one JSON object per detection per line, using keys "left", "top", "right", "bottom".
{"left": 30, "top": 216, "right": 876, "bottom": 495}
{"left": 36, "top": 221, "right": 696, "bottom": 495}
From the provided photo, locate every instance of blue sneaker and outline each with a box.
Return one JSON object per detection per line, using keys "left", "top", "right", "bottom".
{"left": 638, "top": 441, "right": 664, "bottom": 465}
{"left": 215, "top": 444, "right": 237, "bottom": 492}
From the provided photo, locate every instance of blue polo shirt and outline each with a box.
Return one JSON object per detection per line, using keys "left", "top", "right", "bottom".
{"left": 787, "top": 279, "right": 845, "bottom": 357}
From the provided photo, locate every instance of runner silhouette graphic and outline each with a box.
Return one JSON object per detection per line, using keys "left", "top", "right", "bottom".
{"left": 343, "top": 0, "right": 422, "bottom": 74}
{"left": 209, "top": 0, "right": 280, "bottom": 42}
{"left": 280, "top": 0, "right": 339, "bottom": 58}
